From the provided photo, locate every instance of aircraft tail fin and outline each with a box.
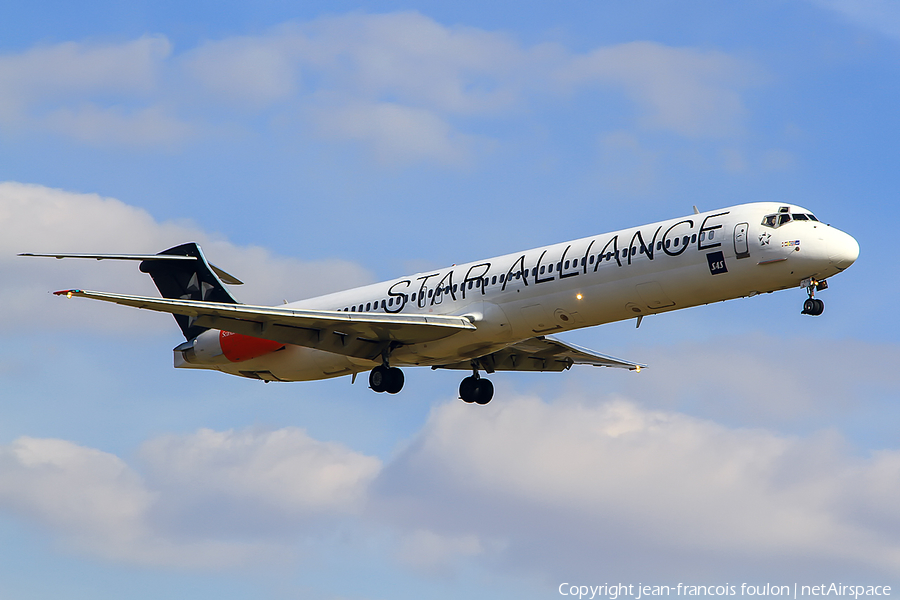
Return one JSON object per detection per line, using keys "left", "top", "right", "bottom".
{"left": 139, "top": 243, "right": 239, "bottom": 340}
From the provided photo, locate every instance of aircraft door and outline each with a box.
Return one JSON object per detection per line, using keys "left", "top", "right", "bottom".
{"left": 734, "top": 222, "right": 750, "bottom": 259}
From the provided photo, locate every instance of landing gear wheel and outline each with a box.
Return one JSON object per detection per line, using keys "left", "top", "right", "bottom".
{"left": 802, "top": 297, "right": 824, "bottom": 316}
{"left": 472, "top": 378, "right": 494, "bottom": 405}
{"left": 369, "top": 365, "right": 389, "bottom": 393}
{"left": 459, "top": 376, "right": 477, "bottom": 403}
{"left": 459, "top": 376, "right": 493, "bottom": 404}
{"left": 385, "top": 367, "right": 404, "bottom": 394}
{"left": 801, "top": 279, "right": 826, "bottom": 316}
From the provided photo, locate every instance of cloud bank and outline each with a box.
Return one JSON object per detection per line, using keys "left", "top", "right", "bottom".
{"left": 0, "top": 13, "right": 760, "bottom": 164}
{"left": 0, "top": 181, "right": 373, "bottom": 333}
{"left": 2, "top": 392, "right": 897, "bottom": 582}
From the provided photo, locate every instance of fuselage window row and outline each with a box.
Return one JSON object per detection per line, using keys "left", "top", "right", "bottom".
{"left": 338, "top": 226, "right": 725, "bottom": 312}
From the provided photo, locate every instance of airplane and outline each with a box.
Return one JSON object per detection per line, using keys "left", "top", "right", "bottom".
{"left": 22, "top": 202, "right": 858, "bottom": 405}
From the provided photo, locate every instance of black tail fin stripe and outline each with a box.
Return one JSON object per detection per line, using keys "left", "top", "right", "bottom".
{"left": 139, "top": 242, "right": 238, "bottom": 340}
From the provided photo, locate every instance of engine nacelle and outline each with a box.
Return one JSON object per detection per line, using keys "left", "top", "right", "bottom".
{"left": 178, "top": 329, "right": 285, "bottom": 366}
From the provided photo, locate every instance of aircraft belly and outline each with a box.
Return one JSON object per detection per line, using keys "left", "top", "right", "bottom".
{"left": 218, "top": 344, "right": 369, "bottom": 382}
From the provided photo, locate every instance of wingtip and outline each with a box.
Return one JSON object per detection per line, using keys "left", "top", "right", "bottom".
{"left": 53, "top": 289, "right": 82, "bottom": 298}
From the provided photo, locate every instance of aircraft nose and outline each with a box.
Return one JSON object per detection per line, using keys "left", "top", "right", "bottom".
{"left": 827, "top": 228, "right": 859, "bottom": 270}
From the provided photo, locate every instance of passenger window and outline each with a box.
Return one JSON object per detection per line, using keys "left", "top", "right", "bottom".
{"left": 631, "top": 246, "right": 636, "bottom": 255}
{"left": 589, "top": 255, "right": 594, "bottom": 264}
{"left": 548, "top": 263, "right": 553, "bottom": 272}
{"left": 564, "top": 260, "right": 570, "bottom": 269}
{"left": 492, "top": 276, "right": 497, "bottom": 285}
{"left": 532, "top": 267, "right": 537, "bottom": 277}
{"left": 657, "top": 241, "right": 663, "bottom": 250}
{"left": 665, "top": 239, "right": 671, "bottom": 248}
{"left": 540, "top": 265, "right": 546, "bottom": 274}
{"left": 366, "top": 302, "right": 371, "bottom": 310}
{"left": 700, "top": 232, "right": 705, "bottom": 241}
{"left": 683, "top": 236, "right": 689, "bottom": 246}
{"left": 674, "top": 237, "right": 679, "bottom": 247}
{"left": 691, "top": 234, "right": 696, "bottom": 244}
{"left": 452, "top": 284, "right": 458, "bottom": 293}
{"left": 709, "top": 231, "right": 715, "bottom": 239}
{"left": 499, "top": 275, "right": 505, "bottom": 283}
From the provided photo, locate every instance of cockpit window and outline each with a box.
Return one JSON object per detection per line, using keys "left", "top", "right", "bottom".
{"left": 763, "top": 209, "right": 820, "bottom": 229}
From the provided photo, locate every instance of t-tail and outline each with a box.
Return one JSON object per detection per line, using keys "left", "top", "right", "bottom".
{"left": 19, "top": 242, "right": 242, "bottom": 340}
{"left": 139, "top": 243, "right": 240, "bottom": 340}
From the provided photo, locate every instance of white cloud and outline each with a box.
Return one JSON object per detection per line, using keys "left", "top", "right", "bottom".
{"left": 140, "top": 427, "right": 381, "bottom": 537}
{"left": 41, "top": 104, "right": 193, "bottom": 146}
{"left": 2, "top": 395, "right": 900, "bottom": 579}
{"left": 0, "top": 427, "right": 380, "bottom": 568}
{"left": 811, "top": 0, "right": 900, "bottom": 41}
{"left": 307, "top": 100, "right": 484, "bottom": 166}
{"left": 183, "top": 35, "right": 301, "bottom": 108}
{"left": 0, "top": 35, "right": 187, "bottom": 145}
{"left": 0, "top": 181, "right": 373, "bottom": 334}
{"left": 559, "top": 42, "right": 758, "bottom": 137}
{"left": 375, "top": 396, "right": 900, "bottom": 581}
{"left": 394, "top": 529, "right": 486, "bottom": 575}
{"left": 0, "top": 14, "right": 762, "bottom": 161}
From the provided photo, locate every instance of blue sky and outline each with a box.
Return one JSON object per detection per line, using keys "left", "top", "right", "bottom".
{"left": 1, "top": 2, "right": 898, "bottom": 599}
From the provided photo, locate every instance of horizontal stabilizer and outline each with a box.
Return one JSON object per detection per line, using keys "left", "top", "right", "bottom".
{"left": 19, "top": 251, "right": 243, "bottom": 285}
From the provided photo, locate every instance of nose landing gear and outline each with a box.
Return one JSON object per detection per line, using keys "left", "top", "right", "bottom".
{"left": 801, "top": 278, "right": 827, "bottom": 316}
{"left": 459, "top": 362, "right": 494, "bottom": 405}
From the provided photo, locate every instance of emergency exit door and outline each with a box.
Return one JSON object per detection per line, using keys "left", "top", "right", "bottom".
{"left": 734, "top": 222, "right": 749, "bottom": 259}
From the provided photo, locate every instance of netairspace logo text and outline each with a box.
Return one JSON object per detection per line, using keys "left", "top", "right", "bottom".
{"left": 558, "top": 583, "right": 892, "bottom": 600}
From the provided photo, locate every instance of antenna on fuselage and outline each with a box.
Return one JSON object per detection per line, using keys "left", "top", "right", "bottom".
{"left": 693, "top": 205, "right": 700, "bottom": 214}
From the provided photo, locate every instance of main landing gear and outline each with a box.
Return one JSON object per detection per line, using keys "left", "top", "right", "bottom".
{"left": 369, "top": 364, "right": 404, "bottom": 394}
{"left": 368, "top": 350, "right": 494, "bottom": 405}
{"left": 801, "top": 278, "right": 827, "bottom": 316}
{"left": 369, "top": 348, "right": 404, "bottom": 394}
{"left": 459, "top": 363, "right": 494, "bottom": 405}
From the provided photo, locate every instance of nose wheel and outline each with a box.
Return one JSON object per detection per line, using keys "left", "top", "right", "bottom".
{"left": 801, "top": 278, "right": 827, "bottom": 316}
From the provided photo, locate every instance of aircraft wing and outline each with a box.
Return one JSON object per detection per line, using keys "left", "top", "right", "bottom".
{"left": 433, "top": 335, "right": 645, "bottom": 372}
{"left": 54, "top": 289, "right": 475, "bottom": 361}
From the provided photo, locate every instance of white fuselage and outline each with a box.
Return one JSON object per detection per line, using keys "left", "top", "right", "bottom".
{"left": 187, "top": 202, "right": 858, "bottom": 381}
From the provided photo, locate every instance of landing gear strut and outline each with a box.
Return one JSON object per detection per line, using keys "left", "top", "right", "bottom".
{"left": 459, "top": 363, "right": 494, "bottom": 405}
{"left": 801, "top": 278, "right": 826, "bottom": 316}
{"left": 369, "top": 347, "right": 404, "bottom": 394}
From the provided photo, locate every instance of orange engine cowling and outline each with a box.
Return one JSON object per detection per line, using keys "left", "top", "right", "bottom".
{"left": 180, "top": 329, "right": 285, "bottom": 365}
